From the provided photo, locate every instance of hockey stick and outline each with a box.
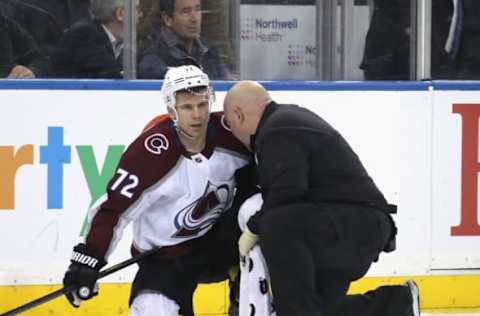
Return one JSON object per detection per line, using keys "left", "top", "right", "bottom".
{"left": 0, "top": 247, "right": 160, "bottom": 316}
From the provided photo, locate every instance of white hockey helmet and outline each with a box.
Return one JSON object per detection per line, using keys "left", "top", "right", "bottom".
{"left": 161, "top": 65, "right": 213, "bottom": 110}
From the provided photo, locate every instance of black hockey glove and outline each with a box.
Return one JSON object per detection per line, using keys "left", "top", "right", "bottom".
{"left": 63, "top": 243, "right": 106, "bottom": 308}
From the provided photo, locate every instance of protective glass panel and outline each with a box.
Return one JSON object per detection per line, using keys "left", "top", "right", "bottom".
{"left": 359, "top": 0, "right": 412, "bottom": 80}
{"left": 137, "top": 0, "right": 235, "bottom": 80}
{"left": 0, "top": 0, "right": 91, "bottom": 79}
{"left": 431, "top": 0, "right": 480, "bottom": 80}
{"left": 239, "top": 0, "right": 317, "bottom": 80}
{"left": 3, "top": 0, "right": 479, "bottom": 80}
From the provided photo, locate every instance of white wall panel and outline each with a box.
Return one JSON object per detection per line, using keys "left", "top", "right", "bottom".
{"left": 1, "top": 84, "right": 479, "bottom": 286}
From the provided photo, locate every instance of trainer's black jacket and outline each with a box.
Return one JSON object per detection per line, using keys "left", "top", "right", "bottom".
{"left": 247, "top": 102, "right": 389, "bottom": 233}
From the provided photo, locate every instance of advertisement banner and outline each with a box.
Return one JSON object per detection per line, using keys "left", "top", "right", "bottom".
{"left": 0, "top": 89, "right": 163, "bottom": 284}
{"left": 1, "top": 82, "right": 480, "bottom": 289}
{"left": 0, "top": 86, "right": 430, "bottom": 286}
{"left": 431, "top": 90, "right": 480, "bottom": 269}
{"left": 239, "top": 5, "right": 317, "bottom": 80}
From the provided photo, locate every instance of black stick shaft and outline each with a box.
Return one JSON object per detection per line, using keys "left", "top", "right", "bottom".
{"left": 0, "top": 247, "right": 159, "bottom": 316}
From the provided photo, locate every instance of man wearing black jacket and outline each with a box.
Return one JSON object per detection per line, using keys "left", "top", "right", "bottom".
{"left": 1, "top": 0, "right": 90, "bottom": 58}
{"left": 0, "top": 10, "right": 49, "bottom": 78}
{"left": 455, "top": 0, "right": 480, "bottom": 79}
{"left": 51, "top": 0, "right": 142, "bottom": 78}
{"left": 223, "top": 81, "right": 421, "bottom": 316}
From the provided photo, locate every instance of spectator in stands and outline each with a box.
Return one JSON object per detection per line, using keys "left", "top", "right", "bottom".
{"left": 1, "top": 0, "right": 90, "bottom": 59}
{"left": 360, "top": 0, "right": 480, "bottom": 80}
{"left": 359, "top": 0, "right": 410, "bottom": 80}
{"left": 429, "top": 0, "right": 457, "bottom": 79}
{"left": 20, "top": 0, "right": 91, "bottom": 33}
{"left": 51, "top": 0, "right": 142, "bottom": 78}
{"left": 454, "top": 0, "right": 480, "bottom": 79}
{"left": 138, "top": 0, "right": 231, "bottom": 79}
{"left": 430, "top": 0, "right": 480, "bottom": 79}
{"left": 0, "top": 10, "right": 50, "bottom": 78}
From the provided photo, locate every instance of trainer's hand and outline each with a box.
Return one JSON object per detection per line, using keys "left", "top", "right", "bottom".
{"left": 238, "top": 228, "right": 259, "bottom": 257}
{"left": 63, "top": 243, "right": 106, "bottom": 308}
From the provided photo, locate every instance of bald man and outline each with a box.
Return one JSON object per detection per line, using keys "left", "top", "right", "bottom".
{"left": 223, "top": 81, "right": 420, "bottom": 316}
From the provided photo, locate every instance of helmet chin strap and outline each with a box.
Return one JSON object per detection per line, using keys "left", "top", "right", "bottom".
{"left": 176, "top": 125, "right": 196, "bottom": 140}
{"left": 170, "top": 107, "right": 197, "bottom": 140}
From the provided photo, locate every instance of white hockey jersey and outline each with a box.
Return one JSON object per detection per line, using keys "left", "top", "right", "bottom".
{"left": 85, "top": 112, "right": 250, "bottom": 260}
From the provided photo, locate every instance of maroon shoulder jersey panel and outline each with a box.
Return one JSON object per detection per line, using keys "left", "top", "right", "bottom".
{"left": 87, "top": 117, "right": 181, "bottom": 258}
{"left": 142, "top": 114, "right": 170, "bottom": 133}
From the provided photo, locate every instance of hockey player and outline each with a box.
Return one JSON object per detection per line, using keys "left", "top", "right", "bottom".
{"left": 62, "top": 65, "right": 251, "bottom": 316}
{"left": 223, "top": 80, "right": 421, "bottom": 316}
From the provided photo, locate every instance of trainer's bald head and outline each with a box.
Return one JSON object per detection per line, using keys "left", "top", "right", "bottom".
{"left": 223, "top": 81, "right": 273, "bottom": 149}
{"left": 224, "top": 81, "right": 272, "bottom": 113}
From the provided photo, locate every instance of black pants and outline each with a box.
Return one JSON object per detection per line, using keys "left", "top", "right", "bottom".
{"left": 259, "top": 203, "right": 411, "bottom": 316}
{"left": 129, "top": 201, "right": 242, "bottom": 316}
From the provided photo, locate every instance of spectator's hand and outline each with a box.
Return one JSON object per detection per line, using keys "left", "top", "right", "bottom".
{"left": 63, "top": 244, "right": 106, "bottom": 308}
{"left": 238, "top": 227, "right": 259, "bottom": 257}
{"left": 7, "top": 65, "right": 35, "bottom": 79}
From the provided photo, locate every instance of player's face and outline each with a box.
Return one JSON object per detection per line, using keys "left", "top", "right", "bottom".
{"left": 165, "top": 0, "right": 202, "bottom": 41}
{"left": 172, "top": 89, "right": 210, "bottom": 140}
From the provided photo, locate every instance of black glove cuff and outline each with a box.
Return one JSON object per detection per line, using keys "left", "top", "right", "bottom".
{"left": 71, "top": 244, "right": 106, "bottom": 270}
{"left": 246, "top": 213, "right": 260, "bottom": 234}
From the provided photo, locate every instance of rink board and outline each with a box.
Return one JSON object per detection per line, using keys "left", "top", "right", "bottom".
{"left": 0, "top": 80, "right": 480, "bottom": 314}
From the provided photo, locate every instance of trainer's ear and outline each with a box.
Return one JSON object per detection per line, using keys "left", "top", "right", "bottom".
{"left": 234, "top": 105, "right": 244, "bottom": 125}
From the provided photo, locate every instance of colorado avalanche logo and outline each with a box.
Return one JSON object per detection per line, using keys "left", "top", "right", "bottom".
{"left": 144, "top": 133, "right": 169, "bottom": 155}
{"left": 172, "top": 182, "right": 231, "bottom": 238}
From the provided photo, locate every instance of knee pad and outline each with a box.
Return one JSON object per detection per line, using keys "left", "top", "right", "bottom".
{"left": 129, "top": 291, "right": 180, "bottom": 316}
